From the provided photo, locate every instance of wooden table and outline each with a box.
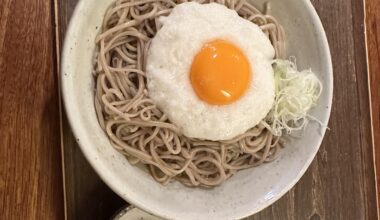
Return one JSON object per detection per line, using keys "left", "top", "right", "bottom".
{"left": 1, "top": 0, "right": 379, "bottom": 219}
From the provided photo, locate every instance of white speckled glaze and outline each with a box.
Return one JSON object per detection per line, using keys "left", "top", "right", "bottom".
{"left": 61, "top": 0, "right": 333, "bottom": 219}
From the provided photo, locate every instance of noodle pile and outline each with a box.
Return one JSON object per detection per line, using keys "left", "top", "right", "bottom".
{"left": 94, "top": 0, "right": 285, "bottom": 187}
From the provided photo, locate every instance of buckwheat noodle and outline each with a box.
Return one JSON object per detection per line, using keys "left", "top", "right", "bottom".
{"left": 94, "top": 0, "right": 285, "bottom": 187}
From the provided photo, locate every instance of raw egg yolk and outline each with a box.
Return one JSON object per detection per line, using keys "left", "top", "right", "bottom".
{"left": 190, "top": 39, "right": 251, "bottom": 105}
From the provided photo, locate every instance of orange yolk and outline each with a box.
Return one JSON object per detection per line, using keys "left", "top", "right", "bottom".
{"left": 190, "top": 39, "right": 251, "bottom": 105}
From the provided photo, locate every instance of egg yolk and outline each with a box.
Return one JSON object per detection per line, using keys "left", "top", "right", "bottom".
{"left": 190, "top": 39, "right": 251, "bottom": 105}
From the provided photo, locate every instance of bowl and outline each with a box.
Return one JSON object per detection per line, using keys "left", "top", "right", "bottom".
{"left": 61, "top": 0, "right": 333, "bottom": 219}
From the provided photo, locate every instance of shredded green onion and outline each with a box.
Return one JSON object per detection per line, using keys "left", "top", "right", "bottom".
{"left": 263, "top": 59, "right": 323, "bottom": 136}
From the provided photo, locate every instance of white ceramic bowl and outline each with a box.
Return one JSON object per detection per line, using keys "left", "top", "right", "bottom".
{"left": 61, "top": 0, "right": 333, "bottom": 219}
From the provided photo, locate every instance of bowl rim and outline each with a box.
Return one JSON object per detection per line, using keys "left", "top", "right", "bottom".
{"left": 61, "top": 0, "right": 333, "bottom": 219}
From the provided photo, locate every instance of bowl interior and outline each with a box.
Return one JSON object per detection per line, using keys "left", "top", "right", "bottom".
{"left": 61, "top": 0, "right": 332, "bottom": 219}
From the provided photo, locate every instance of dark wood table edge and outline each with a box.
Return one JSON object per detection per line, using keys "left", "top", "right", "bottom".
{"left": 53, "top": 0, "right": 69, "bottom": 217}
{"left": 364, "top": 0, "right": 380, "bottom": 217}
{"left": 364, "top": 38, "right": 380, "bottom": 219}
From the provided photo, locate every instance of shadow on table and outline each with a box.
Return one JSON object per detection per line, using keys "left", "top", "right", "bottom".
{"left": 62, "top": 112, "right": 126, "bottom": 220}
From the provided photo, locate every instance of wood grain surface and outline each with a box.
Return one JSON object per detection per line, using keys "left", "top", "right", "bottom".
{"left": 56, "top": 0, "right": 378, "bottom": 219}
{"left": 0, "top": 0, "right": 64, "bottom": 219}
{"left": 366, "top": 0, "right": 380, "bottom": 212}
{"left": 0, "top": 0, "right": 377, "bottom": 219}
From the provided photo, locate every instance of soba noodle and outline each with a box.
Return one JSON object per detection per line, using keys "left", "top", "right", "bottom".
{"left": 94, "top": 0, "right": 285, "bottom": 187}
